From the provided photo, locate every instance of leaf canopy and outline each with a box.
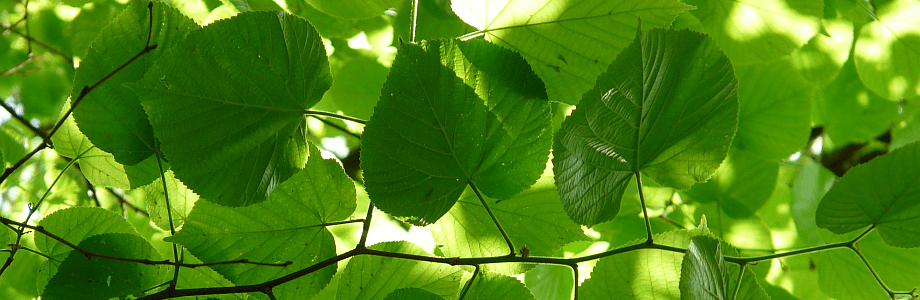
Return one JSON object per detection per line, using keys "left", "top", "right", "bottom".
{"left": 72, "top": 0, "right": 198, "bottom": 165}
{"left": 362, "top": 39, "right": 551, "bottom": 225}
{"left": 134, "top": 11, "right": 331, "bottom": 206}
{"left": 683, "top": 0, "right": 823, "bottom": 64}
{"left": 452, "top": 0, "right": 691, "bottom": 104}
{"left": 853, "top": 0, "right": 920, "bottom": 100}
{"left": 553, "top": 28, "right": 738, "bottom": 226}
{"left": 816, "top": 141, "right": 920, "bottom": 248}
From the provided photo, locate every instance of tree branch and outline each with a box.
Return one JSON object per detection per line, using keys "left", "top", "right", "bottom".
{"left": 0, "top": 216, "right": 292, "bottom": 268}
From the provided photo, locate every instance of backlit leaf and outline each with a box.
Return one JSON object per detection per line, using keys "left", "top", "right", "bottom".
{"left": 683, "top": 0, "right": 823, "bottom": 64}
{"left": 553, "top": 28, "right": 738, "bottom": 226}
{"left": 854, "top": 0, "right": 920, "bottom": 100}
{"left": 465, "top": 272, "right": 536, "bottom": 300}
{"left": 135, "top": 11, "right": 331, "bottom": 206}
{"left": 430, "top": 173, "right": 589, "bottom": 274}
{"left": 336, "top": 241, "right": 464, "bottom": 300}
{"left": 680, "top": 236, "right": 727, "bottom": 300}
{"left": 306, "top": 0, "right": 403, "bottom": 19}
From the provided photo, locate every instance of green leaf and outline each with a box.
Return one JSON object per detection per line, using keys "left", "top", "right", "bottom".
{"left": 814, "top": 231, "right": 920, "bottom": 300}
{"left": 684, "top": 147, "right": 779, "bottom": 217}
{"left": 318, "top": 55, "right": 388, "bottom": 121}
{"left": 336, "top": 241, "right": 464, "bottom": 300}
{"left": 394, "top": 0, "right": 475, "bottom": 43}
{"left": 305, "top": 0, "right": 402, "bottom": 19}
{"left": 683, "top": 0, "right": 823, "bottom": 64}
{"left": 362, "top": 39, "right": 551, "bottom": 225}
{"left": 789, "top": 9, "right": 854, "bottom": 86}
{"left": 465, "top": 272, "right": 536, "bottom": 300}
{"left": 42, "top": 233, "right": 167, "bottom": 300}
{"left": 429, "top": 173, "right": 589, "bottom": 274}
{"left": 452, "top": 0, "right": 690, "bottom": 104}
{"left": 69, "top": 1, "right": 125, "bottom": 57}
{"left": 52, "top": 99, "right": 159, "bottom": 189}
{"left": 384, "top": 288, "right": 445, "bottom": 300}
{"left": 144, "top": 170, "right": 198, "bottom": 231}
{"left": 524, "top": 263, "right": 573, "bottom": 300}
{"left": 582, "top": 224, "right": 769, "bottom": 300}
{"left": 680, "top": 236, "right": 727, "bottom": 300}
{"left": 35, "top": 207, "right": 139, "bottom": 259}
{"left": 167, "top": 144, "right": 354, "bottom": 299}
{"left": 72, "top": 0, "right": 199, "bottom": 165}
{"left": 692, "top": 202, "right": 775, "bottom": 256}
{"left": 581, "top": 225, "right": 711, "bottom": 299}
{"left": 791, "top": 160, "right": 837, "bottom": 245}
{"left": 135, "top": 11, "right": 332, "bottom": 206}
{"left": 816, "top": 141, "right": 920, "bottom": 248}
{"left": 854, "top": 0, "right": 920, "bottom": 100}
{"left": 816, "top": 59, "right": 898, "bottom": 145}
{"left": 733, "top": 58, "right": 813, "bottom": 160}
{"left": 227, "top": 0, "right": 282, "bottom": 12}
{"left": 553, "top": 28, "right": 739, "bottom": 226}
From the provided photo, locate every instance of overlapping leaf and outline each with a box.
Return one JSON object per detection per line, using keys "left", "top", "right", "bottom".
{"left": 813, "top": 231, "right": 920, "bottom": 299}
{"left": 581, "top": 224, "right": 769, "bottom": 300}
{"left": 362, "top": 39, "right": 551, "bottom": 225}
{"left": 430, "top": 174, "right": 588, "bottom": 274}
{"left": 683, "top": 147, "right": 779, "bottom": 217}
{"left": 683, "top": 0, "right": 823, "bottom": 64}
{"left": 42, "top": 233, "right": 167, "bottom": 300}
{"left": 167, "top": 144, "right": 356, "bottom": 299}
{"left": 306, "top": 0, "right": 403, "bottom": 19}
{"left": 680, "top": 236, "right": 727, "bottom": 300}
{"left": 816, "top": 58, "right": 898, "bottom": 144}
{"left": 134, "top": 11, "right": 331, "bottom": 206}
{"left": 72, "top": 0, "right": 198, "bottom": 165}
{"left": 144, "top": 170, "right": 198, "bottom": 231}
{"left": 53, "top": 99, "right": 159, "bottom": 189}
{"left": 553, "top": 28, "right": 738, "bottom": 226}
{"left": 816, "top": 141, "right": 920, "bottom": 248}
{"left": 452, "top": 0, "right": 691, "bottom": 104}
{"left": 336, "top": 241, "right": 464, "bottom": 300}
{"left": 854, "top": 0, "right": 920, "bottom": 100}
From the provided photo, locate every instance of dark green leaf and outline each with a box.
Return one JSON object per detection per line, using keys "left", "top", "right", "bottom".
{"left": 73, "top": 0, "right": 199, "bottom": 165}
{"left": 814, "top": 231, "right": 920, "bottom": 299}
{"left": 553, "top": 28, "right": 738, "bottom": 226}
{"left": 336, "top": 241, "right": 464, "bottom": 299}
{"left": 452, "top": 0, "right": 690, "bottom": 105}
{"left": 680, "top": 236, "right": 727, "bottom": 300}
{"left": 135, "top": 11, "right": 332, "bottom": 206}
{"left": 42, "top": 233, "right": 167, "bottom": 300}
{"left": 816, "top": 141, "right": 920, "bottom": 248}
{"left": 167, "top": 144, "right": 354, "bottom": 299}
{"left": 362, "top": 39, "right": 551, "bottom": 225}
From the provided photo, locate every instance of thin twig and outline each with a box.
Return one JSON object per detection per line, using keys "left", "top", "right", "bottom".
{"left": 409, "top": 0, "right": 419, "bottom": 42}
{"left": 308, "top": 115, "right": 361, "bottom": 139}
{"left": 106, "top": 187, "right": 150, "bottom": 217}
{"left": 0, "top": 55, "right": 34, "bottom": 77}
{"left": 357, "top": 202, "right": 375, "bottom": 248}
{"left": 304, "top": 110, "right": 367, "bottom": 125}
{"left": 457, "top": 264, "right": 480, "bottom": 300}
{"left": 1, "top": 25, "right": 72, "bottom": 64}
{"left": 730, "top": 264, "right": 746, "bottom": 300}
{"left": 0, "top": 99, "right": 44, "bottom": 137}
{"left": 0, "top": 216, "right": 292, "bottom": 268}
{"left": 468, "top": 180, "right": 514, "bottom": 256}
{"left": 635, "top": 173, "right": 654, "bottom": 244}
